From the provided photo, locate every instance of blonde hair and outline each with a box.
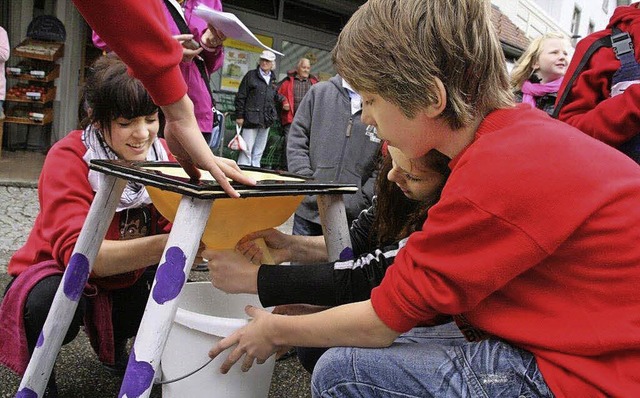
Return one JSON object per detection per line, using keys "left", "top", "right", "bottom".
{"left": 332, "top": 0, "right": 513, "bottom": 130}
{"left": 510, "top": 32, "right": 570, "bottom": 90}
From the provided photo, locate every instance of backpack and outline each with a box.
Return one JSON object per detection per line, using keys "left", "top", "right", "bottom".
{"left": 553, "top": 26, "right": 640, "bottom": 163}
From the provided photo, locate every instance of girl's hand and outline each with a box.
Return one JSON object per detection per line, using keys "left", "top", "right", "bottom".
{"left": 237, "top": 229, "right": 293, "bottom": 265}
{"left": 201, "top": 25, "right": 226, "bottom": 49}
{"left": 209, "top": 306, "right": 281, "bottom": 373}
{"left": 204, "top": 249, "right": 259, "bottom": 294}
{"left": 173, "top": 34, "right": 203, "bottom": 62}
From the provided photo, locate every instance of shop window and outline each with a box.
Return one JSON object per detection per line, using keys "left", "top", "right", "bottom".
{"left": 222, "top": 0, "right": 279, "bottom": 19}
{"left": 279, "top": 41, "right": 334, "bottom": 81}
{"left": 283, "top": 1, "right": 348, "bottom": 34}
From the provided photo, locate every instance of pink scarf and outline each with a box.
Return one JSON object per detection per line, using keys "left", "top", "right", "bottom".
{"left": 520, "top": 77, "right": 563, "bottom": 107}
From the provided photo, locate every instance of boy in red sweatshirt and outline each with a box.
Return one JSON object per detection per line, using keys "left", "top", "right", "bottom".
{"left": 205, "top": 0, "right": 640, "bottom": 396}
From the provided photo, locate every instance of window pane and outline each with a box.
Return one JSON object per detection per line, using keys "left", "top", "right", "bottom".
{"left": 223, "top": 0, "right": 279, "bottom": 18}
{"left": 279, "top": 41, "right": 335, "bottom": 82}
{"left": 283, "top": 1, "right": 347, "bottom": 34}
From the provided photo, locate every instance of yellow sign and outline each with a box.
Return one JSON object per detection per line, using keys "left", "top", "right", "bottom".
{"left": 223, "top": 34, "right": 274, "bottom": 53}
{"left": 220, "top": 34, "right": 276, "bottom": 92}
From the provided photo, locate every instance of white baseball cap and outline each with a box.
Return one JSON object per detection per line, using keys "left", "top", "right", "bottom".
{"left": 259, "top": 50, "right": 276, "bottom": 61}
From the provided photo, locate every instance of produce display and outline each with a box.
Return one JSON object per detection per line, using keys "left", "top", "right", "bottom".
{"left": 6, "top": 84, "right": 51, "bottom": 101}
{"left": 4, "top": 36, "right": 62, "bottom": 130}
{"left": 6, "top": 60, "right": 55, "bottom": 78}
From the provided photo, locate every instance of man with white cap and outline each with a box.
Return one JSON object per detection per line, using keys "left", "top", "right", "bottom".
{"left": 234, "top": 50, "right": 282, "bottom": 167}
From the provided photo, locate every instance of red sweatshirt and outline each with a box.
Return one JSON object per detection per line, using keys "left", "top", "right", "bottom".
{"left": 556, "top": 3, "right": 640, "bottom": 147}
{"left": 71, "top": 0, "right": 187, "bottom": 107}
{"left": 371, "top": 105, "right": 640, "bottom": 397}
{"left": 8, "top": 130, "right": 173, "bottom": 291}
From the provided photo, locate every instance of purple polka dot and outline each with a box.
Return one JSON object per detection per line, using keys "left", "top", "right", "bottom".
{"left": 152, "top": 246, "right": 186, "bottom": 304}
{"left": 118, "top": 347, "right": 155, "bottom": 398}
{"left": 339, "top": 247, "right": 354, "bottom": 261}
{"left": 36, "top": 331, "right": 44, "bottom": 348}
{"left": 15, "top": 388, "right": 38, "bottom": 398}
{"left": 64, "top": 253, "right": 90, "bottom": 301}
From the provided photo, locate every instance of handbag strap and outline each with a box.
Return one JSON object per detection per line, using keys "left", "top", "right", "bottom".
{"left": 163, "top": 0, "right": 215, "bottom": 106}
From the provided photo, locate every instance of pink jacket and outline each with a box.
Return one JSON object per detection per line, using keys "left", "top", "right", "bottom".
{"left": 92, "top": 0, "right": 224, "bottom": 133}
{"left": 0, "top": 27, "right": 9, "bottom": 101}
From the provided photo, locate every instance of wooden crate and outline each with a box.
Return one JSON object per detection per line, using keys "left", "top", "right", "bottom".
{"left": 5, "top": 108, "right": 53, "bottom": 125}
{"left": 13, "top": 39, "right": 64, "bottom": 62}
{"left": 6, "top": 86, "right": 57, "bottom": 104}
{"left": 6, "top": 63, "right": 60, "bottom": 82}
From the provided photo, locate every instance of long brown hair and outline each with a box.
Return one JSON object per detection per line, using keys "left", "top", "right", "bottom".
{"left": 373, "top": 149, "right": 450, "bottom": 246}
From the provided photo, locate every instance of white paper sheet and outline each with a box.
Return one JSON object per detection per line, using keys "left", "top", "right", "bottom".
{"left": 194, "top": 5, "right": 284, "bottom": 56}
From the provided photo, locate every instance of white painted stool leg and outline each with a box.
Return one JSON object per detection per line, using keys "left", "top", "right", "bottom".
{"left": 16, "top": 175, "right": 127, "bottom": 397}
{"left": 118, "top": 196, "right": 212, "bottom": 398}
{"left": 317, "top": 194, "right": 352, "bottom": 262}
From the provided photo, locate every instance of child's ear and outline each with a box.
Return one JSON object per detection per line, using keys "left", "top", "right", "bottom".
{"left": 426, "top": 77, "right": 447, "bottom": 118}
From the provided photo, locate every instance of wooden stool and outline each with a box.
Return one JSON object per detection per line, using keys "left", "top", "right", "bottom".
{"left": 16, "top": 161, "right": 355, "bottom": 398}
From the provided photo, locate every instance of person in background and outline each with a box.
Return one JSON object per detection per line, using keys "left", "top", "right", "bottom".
{"left": 510, "top": 32, "right": 570, "bottom": 115}
{"left": 277, "top": 58, "right": 318, "bottom": 167}
{"left": 206, "top": 145, "right": 452, "bottom": 373}
{"left": 206, "top": 0, "right": 640, "bottom": 396}
{"left": 0, "top": 55, "right": 199, "bottom": 397}
{"left": 234, "top": 50, "right": 282, "bottom": 167}
{"left": 555, "top": 3, "right": 640, "bottom": 162}
{"left": 93, "top": 0, "right": 226, "bottom": 144}
{"left": 0, "top": 26, "right": 9, "bottom": 119}
{"left": 287, "top": 74, "right": 381, "bottom": 238}
{"left": 71, "top": 0, "right": 255, "bottom": 198}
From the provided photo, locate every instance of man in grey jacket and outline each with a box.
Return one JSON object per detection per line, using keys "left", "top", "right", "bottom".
{"left": 287, "top": 74, "right": 382, "bottom": 236}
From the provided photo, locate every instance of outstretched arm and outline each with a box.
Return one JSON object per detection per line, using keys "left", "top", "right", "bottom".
{"left": 235, "top": 228, "right": 327, "bottom": 265}
{"left": 209, "top": 300, "right": 399, "bottom": 374}
{"left": 71, "top": 0, "right": 255, "bottom": 197}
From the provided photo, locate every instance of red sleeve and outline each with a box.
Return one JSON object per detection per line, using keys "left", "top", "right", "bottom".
{"left": 72, "top": 0, "right": 187, "bottom": 106}
{"left": 556, "top": 32, "right": 640, "bottom": 147}
{"left": 370, "top": 195, "right": 545, "bottom": 333}
{"left": 37, "top": 138, "right": 96, "bottom": 267}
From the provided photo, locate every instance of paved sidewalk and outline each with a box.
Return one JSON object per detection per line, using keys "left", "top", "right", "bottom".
{"left": 0, "top": 185, "right": 311, "bottom": 397}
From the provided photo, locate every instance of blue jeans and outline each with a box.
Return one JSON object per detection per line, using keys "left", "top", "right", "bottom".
{"left": 311, "top": 322, "right": 554, "bottom": 398}
{"left": 237, "top": 126, "right": 270, "bottom": 167}
{"left": 292, "top": 214, "right": 323, "bottom": 237}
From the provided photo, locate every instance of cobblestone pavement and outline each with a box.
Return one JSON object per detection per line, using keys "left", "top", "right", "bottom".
{"left": 0, "top": 184, "right": 311, "bottom": 397}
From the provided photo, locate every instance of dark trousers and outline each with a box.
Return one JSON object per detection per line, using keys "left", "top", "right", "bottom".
{"left": 5, "top": 267, "right": 156, "bottom": 356}
{"left": 282, "top": 123, "right": 291, "bottom": 169}
{"left": 291, "top": 214, "right": 323, "bottom": 237}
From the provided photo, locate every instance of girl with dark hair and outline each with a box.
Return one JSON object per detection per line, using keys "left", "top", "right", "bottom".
{"left": 205, "top": 145, "right": 452, "bottom": 372}
{"left": 0, "top": 55, "right": 179, "bottom": 397}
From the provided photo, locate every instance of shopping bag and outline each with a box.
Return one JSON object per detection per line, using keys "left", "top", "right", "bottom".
{"left": 228, "top": 124, "right": 248, "bottom": 156}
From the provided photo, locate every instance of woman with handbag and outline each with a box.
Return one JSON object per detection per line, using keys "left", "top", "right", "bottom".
{"left": 234, "top": 50, "right": 282, "bottom": 167}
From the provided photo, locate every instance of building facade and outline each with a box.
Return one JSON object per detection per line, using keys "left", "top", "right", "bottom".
{"left": 0, "top": 0, "right": 627, "bottom": 150}
{"left": 492, "top": 0, "right": 619, "bottom": 42}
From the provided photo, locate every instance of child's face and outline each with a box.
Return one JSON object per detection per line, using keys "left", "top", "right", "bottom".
{"left": 103, "top": 112, "right": 160, "bottom": 160}
{"left": 360, "top": 92, "right": 452, "bottom": 159}
{"left": 534, "top": 38, "right": 569, "bottom": 83}
{"left": 387, "top": 147, "right": 445, "bottom": 201}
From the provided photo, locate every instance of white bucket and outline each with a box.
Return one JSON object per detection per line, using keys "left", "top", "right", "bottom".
{"left": 160, "top": 282, "right": 275, "bottom": 398}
